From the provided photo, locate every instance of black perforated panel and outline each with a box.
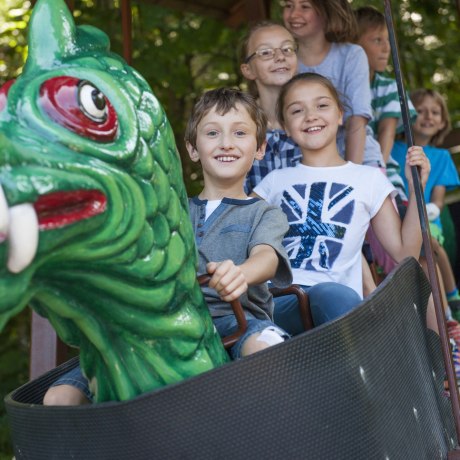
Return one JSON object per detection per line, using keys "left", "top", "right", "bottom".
{"left": 5, "top": 258, "right": 456, "bottom": 459}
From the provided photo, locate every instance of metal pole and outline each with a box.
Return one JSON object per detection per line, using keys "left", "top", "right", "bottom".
{"left": 383, "top": 1, "right": 460, "bottom": 455}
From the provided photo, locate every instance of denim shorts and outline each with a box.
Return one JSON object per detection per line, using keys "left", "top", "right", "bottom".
{"left": 213, "top": 315, "right": 289, "bottom": 360}
{"left": 50, "top": 365, "right": 93, "bottom": 402}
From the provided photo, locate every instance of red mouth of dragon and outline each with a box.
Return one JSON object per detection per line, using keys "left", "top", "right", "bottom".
{"left": 33, "top": 190, "right": 107, "bottom": 230}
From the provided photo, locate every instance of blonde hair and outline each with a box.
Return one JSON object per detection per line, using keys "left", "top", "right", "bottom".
{"left": 410, "top": 88, "right": 451, "bottom": 146}
{"left": 239, "top": 20, "right": 296, "bottom": 97}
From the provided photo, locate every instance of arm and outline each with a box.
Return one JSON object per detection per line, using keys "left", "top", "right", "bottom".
{"left": 377, "top": 117, "right": 398, "bottom": 163}
{"left": 371, "top": 146, "right": 430, "bottom": 261}
{"left": 430, "top": 185, "right": 446, "bottom": 211}
{"left": 207, "top": 244, "right": 279, "bottom": 302}
{"left": 345, "top": 115, "right": 367, "bottom": 164}
{"left": 343, "top": 46, "right": 372, "bottom": 165}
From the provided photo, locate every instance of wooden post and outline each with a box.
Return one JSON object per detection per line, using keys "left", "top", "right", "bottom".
{"left": 227, "top": 0, "right": 270, "bottom": 28}
{"left": 121, "top": 0, "right": 132, "bottom": 65}
{"left": 29, "top": 311, "right": 67, "bottom": 379}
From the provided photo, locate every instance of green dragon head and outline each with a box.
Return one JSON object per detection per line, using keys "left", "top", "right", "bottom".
{"left": 0, "top": 0, "right": 228, "bottom": 402}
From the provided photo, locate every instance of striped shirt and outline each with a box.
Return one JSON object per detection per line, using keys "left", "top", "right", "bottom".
{"left": 370, "top": 73, "right": 417, "bottom": 201}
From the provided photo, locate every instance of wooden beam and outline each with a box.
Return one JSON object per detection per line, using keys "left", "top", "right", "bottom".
{"left": 143, "top": 0, "right": 229, "bottom": 21}
{"left": 227, "top": 0, "right": 270, "bottom": 28}
{"left": 121, "top": 0, "right": 133, "bottom": 64}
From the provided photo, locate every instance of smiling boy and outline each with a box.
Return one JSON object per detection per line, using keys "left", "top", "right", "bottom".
{"left": 185, "top": 88, "right": 292, "bottom": 359}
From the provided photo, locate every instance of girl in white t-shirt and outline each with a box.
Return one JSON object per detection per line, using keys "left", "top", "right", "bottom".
{"left": 253, "top": 72, "right": 430, "bottom": 332}
{"left": 282, "top": 0, "right": 383, "bottom": 167}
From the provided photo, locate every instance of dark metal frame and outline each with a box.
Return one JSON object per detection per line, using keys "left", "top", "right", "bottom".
{"left": 383, "top": 1, "right": 460, "bottom": 456}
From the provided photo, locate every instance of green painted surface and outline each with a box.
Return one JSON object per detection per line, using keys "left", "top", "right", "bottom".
{"left": 0, "top": 0, "right": 228, "bottom": 403}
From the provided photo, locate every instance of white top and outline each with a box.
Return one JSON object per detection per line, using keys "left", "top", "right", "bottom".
{"left": 254, "top": 162, "right": 395, "bottom": 297}
{"left": 205, "top": 200, "right": 222, "bottom": 220}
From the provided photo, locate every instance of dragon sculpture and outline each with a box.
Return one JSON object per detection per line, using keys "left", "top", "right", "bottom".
{"left": 0, "top": 0, "right": 228, "bottom": 403}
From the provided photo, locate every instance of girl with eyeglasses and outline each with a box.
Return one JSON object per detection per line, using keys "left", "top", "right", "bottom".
{"left": 240, "top": 21, "right": 301, "bottom": 194}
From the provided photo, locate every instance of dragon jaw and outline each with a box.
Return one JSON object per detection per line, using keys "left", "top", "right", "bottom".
{"left": 0, "top": 185, "right": 107, "bottom": 273}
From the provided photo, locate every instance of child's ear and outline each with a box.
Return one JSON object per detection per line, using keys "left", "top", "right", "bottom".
{"left": 186, "top": 141, "right": 200, "bottom": 162}
{"left": 240, "top": 63, "right": 256, "bottom": 81}
{"left": 255, "top": 139, "right": 267, "bottom": 161}
{"left": 338, "top": 111, "right": 344, "bottom": 126}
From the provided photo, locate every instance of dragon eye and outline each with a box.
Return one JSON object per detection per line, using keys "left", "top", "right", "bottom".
{"left": 78, "top": 81, "right": 108, "bottom": 122}
{"left": 39, "top": 76, "right": 118, "bottom": 142}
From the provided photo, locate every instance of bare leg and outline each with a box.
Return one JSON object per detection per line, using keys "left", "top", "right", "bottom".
{"left": 432, "top": 238, "right": 458, "bottom": 296}
{"left": 43, "top": 385, "right": 90, "bottom": 406}
{"left": 362, "top": 253, "right": 377, "bottom": 297}
{"left": 240, "top": 329, "right": 285, "bottom": 357}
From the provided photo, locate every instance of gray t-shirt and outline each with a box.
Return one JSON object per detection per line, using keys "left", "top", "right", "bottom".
{"left": 298, "top": 42, "right": 383, "bottom": 167}
{"left": 189, "top": 197, "right": 293, "bottom": 320}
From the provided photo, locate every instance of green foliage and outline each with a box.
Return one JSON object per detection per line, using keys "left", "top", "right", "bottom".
{"left": 0, "top": 310, "right": 30, "bottom": 458}
{"left": 0, "top": 0, "right": 30, "bottom": 81}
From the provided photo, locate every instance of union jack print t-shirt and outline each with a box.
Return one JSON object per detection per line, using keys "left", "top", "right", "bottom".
{"left": 254, "top": 162, "right": 395, "bottom": 297}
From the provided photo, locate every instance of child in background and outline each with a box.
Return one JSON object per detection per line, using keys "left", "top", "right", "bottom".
{"left": 43, "top": 88, "right": 293, "bottom": 405}
{"left": 355, "top": 7, "right": 460, "bottom": 376}
{"left": 392, "top": 89, "right": 460, "bottom": 306}
{"left": 282, "top": 0, "right": 384, "bottom": 168}
{"left": 253, "top": 73, "right": 430, "bottom": 334}
{"left": 239, "top": 21, "right": 301, "bottom": 194}
{"left": 355, "top": 6, "right": 417, "bottom": 204}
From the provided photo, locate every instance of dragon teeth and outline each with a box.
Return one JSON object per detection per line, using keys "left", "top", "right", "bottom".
{"left": 7, "top": 203, "right": 39, "bottom": 274}
{"left": 0, "top": 185, "right": 8, "bottom": 242}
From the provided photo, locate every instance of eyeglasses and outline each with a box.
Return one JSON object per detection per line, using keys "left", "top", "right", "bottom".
{"left": 244, "top": 44, "right": 298, "bottom": 64}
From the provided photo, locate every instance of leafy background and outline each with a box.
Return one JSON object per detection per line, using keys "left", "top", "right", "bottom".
{"left": 1, "top": 0, "right": 460, "bottom": 456}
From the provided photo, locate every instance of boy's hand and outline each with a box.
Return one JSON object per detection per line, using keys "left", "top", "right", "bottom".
{"left": 206, "top": 260, "right": 248, "bottom": 302}
{"left": 405, "top": 146, "right": 430, "bottom": 191}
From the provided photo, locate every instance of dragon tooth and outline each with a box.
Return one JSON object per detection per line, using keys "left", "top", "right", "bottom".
{"left": 7, "top": 203, "right": 39, "bottom": 273}
{"left": 0, "top": 184, "right": 8, "bottom": 242}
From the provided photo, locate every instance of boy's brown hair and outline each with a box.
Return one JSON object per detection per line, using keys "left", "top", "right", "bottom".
{"left": 410, "top": 88, "right": 451, "bottom": 146}
{"left": 282, "top": 0, "right": 358, "bottom": 43}
{"left": 185, "top": 87, "right": 267, "bottom": 150}
{"left": 354, "top": 6, "right": 386, "bottom": 38}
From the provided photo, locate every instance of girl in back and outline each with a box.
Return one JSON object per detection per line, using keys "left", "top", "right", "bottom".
{"left": 240, "top": 21, "right": 300, "bottom": 193}
{"left": 253, "top": 73, "right": 430, "bottom": 332}
{"left": 282, "top": 0, "right": 383, "bottom": 168}
{"left": 392, "top": 89, "right": 460, "bottom": 308}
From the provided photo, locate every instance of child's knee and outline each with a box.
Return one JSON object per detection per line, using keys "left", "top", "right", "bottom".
{"left": 241, "top": 326, "right": 287, "bottom": 356}
{"left": 43, "top": 384, "right": 90, "bottom": 406}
